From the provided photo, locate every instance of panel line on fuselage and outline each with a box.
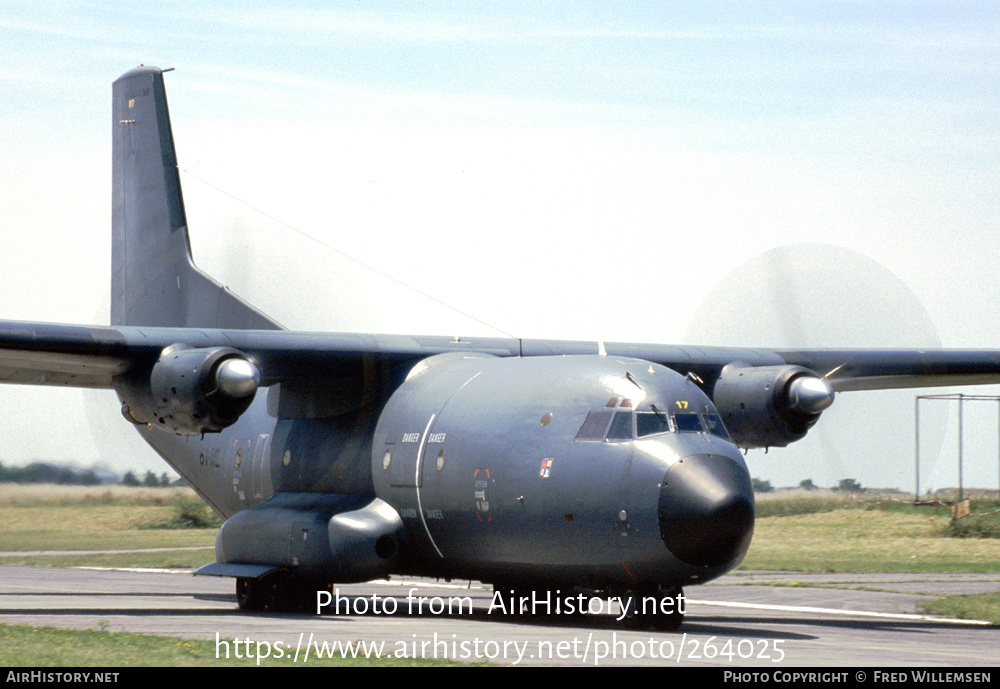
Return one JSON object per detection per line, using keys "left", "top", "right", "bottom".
{"left": 414, "top": 413, "right": 444, "bottom": 558}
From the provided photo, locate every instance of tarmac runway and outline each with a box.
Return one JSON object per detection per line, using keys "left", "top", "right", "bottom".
{"left": 0, "top": 564, "right": 997, "bottom": 667}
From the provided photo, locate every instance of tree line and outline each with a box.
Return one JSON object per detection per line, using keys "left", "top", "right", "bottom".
{"left": 0, "top": 461, "right": 178, "bottom": 487}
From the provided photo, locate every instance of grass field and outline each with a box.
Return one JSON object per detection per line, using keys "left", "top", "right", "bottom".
{"left": 0, "top": 484, "right": 217, "bottom": 568}
{"left": 744, "top": 490, "right": 1000, "bottom": 574}
{"left": 0, "top": 623, "right": 472, "bottom": 667}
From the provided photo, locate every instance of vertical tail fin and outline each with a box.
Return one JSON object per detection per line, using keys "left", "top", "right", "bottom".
{"left": 111, "top": 66, "right": 281, "bottom": 330}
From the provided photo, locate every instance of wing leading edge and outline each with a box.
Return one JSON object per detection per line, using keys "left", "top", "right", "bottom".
{"left": 1, "top": 319, "right": 999, "bottom": 394}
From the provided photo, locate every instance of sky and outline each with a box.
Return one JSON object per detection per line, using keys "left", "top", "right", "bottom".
{"left": 1, "top": 1, "right": 999, "bottom": 491}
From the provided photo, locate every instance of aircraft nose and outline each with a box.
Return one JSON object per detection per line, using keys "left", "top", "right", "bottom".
{"left": 658, "top": 454, "right": 755, "bottom": 568}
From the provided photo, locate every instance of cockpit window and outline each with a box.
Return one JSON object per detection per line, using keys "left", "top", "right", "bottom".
{"left": 577, "top": 407, "right": 728, "bottom": 442}
{"left": 575, "top": 411, "right": 613, "bottom": 441}
{"left": 605, "top": 411, "right": 634, "bottom": 441}
{"left": 636, "top": 411, "right": 670, "bottom": 438}
{"left": 673, "top": 413, "right": 703, "bottom": 432}
{"left": 575, "top": 410, "right": 636, "bottom": 442}
{"left": 703, "top": 413, "right": 731, "bottom": 440}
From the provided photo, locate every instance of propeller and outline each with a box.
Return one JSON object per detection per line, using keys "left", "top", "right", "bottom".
{"left": 684, "top": 243, "right": 946, "bottom": 491}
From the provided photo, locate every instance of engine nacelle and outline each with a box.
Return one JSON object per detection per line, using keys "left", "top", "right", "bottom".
{"left": 122, "top": 345, "right": 261, "bottom": 435}
{"left": 710, "top": 363, "right": 835, "bottom": 449}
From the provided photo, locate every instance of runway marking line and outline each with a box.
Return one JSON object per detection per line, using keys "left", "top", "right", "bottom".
{"left": 685, "top": 598, "right": 991, "bottom": 625}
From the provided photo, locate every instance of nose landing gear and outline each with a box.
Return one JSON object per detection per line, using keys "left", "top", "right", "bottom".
{"left": 619, "top": 585, "right": 685, "bottom": 631}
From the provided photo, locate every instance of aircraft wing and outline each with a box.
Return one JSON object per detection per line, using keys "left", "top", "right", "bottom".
{"left": 0, "top": 320, "right": 519, "bottom": 389}
{"left": 2, "top": 319, "right": 999, "bottom": 393}
{"left": 0, "top": 321, "right": 131, "bottom": 388}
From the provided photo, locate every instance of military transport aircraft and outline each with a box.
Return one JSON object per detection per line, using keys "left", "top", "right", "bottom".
{"left": 2, "top": 66, "right": 999, "bottom": 630}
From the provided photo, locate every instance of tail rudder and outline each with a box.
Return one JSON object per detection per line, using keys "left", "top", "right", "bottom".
{"left": 111, "top": 66, "right": 281, "bottom": 330}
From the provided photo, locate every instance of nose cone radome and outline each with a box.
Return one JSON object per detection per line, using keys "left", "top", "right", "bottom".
{"left": 658, "top": 454, "right": 755, "bottom": 568}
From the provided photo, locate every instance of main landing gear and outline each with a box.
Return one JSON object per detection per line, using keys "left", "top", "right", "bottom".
{"left": 235, "top": 574, "right": 315, "bottom": 612}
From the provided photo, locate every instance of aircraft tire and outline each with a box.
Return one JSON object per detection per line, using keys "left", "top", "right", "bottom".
{"left": 273, "top": 581, "right": 315, "bottom": 613}
{"left": 235, "top": 577, "right": 268, "bottom": 611}
{"left": 619, "top": 586, "right": 653, "bottom": 630}
{"left": 493, "top": 582, "right": 536, "bottom": 617}
{"left": 236, "top": 573, "right": 310, "bottom": 612}
{"left": 651, "top": 587, "right": 684, "bottom": 632}
{"left": 619, "top": 585, "right": 685, "bottom": 631}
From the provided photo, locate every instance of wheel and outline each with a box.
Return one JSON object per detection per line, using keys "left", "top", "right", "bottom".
{"left": 619, "top": 587, "right": 652, "bottom": 630}
{"left": 236, "top": 577, "right": 267, "bottom": 611}
{"left": 236, "top": 574, "right": 310, "bottom": 612}
{"left": 651, "top": 587, "right": 685, "bottom": 631}
{"left": 619, "top": 585, "right": 685, "bottom": 631}
{"left": 493, "top": 582, "right": 536, "bottom": 617}
{"left": 275, "top": 581, "right": 317, "bottom": 613}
